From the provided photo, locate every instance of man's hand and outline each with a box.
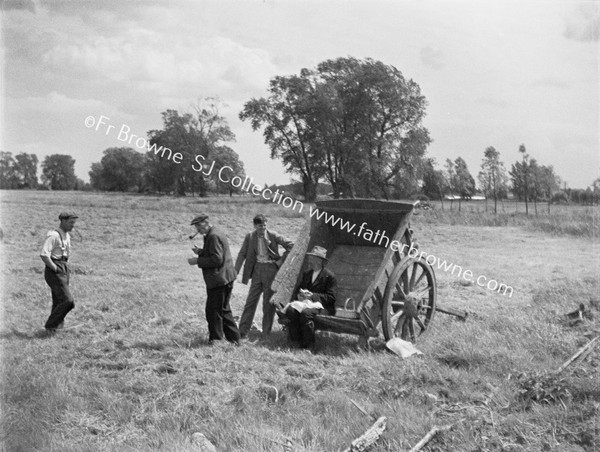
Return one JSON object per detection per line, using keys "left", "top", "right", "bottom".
{"left": 298, "top": 289, "right": 312, "bottom": 301}
{"left": 192, "top": 245, "right": 201, "bottom": 255}
{"left": 188, "top": 257, "right": 198, "bottom": 266}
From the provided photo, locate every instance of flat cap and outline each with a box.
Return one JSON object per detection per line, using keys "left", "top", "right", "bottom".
{"left": 191, "top": 213, "right": 209, "bottom": 225}
{"left": 58, "top": 212, "right": 79, "bottom": 220}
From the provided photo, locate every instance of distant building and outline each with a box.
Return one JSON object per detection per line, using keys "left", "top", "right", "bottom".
{"left": 444, "top": 194, "right": 486, "bottom": 201}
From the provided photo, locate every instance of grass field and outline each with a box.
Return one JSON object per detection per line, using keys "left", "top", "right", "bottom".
{"left": 1, "top": 190, "right": 598, "bottom": 451}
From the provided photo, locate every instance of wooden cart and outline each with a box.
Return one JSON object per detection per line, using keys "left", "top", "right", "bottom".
{"left": 271, "top": 199, "right": 466, "bottom": 344}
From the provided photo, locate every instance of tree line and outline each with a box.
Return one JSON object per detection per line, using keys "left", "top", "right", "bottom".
{"left": 1, "top": 57, "right": 598, "bottom": 207}
{"left": 0, "top": 152, "right": 84, "bottom": 190}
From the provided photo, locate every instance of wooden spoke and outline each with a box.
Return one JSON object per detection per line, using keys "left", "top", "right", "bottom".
{"left": 394, "top": 313, "right": 405, "bottom": 336}
{"left": 415, "top": 317, "right": 427, "bottom": 332}
{"left": 408, "top": 320, "right": 416, "bottom": 342}
{"left": 396, "top": 284, "right": 407, "bottom": 299}
{"left": 411, "top": 287, "right": 432, "bottom": 300}
{"left": 409, "top": 264, "right": 418, "bottom": 291}
{"left": 413, "top": 271, "right": 427, "bottom": 289}
{"left": 401, "top": 316, "right": 408, "bottom": 340}
{"left": 390, "top": 301, "right": 404, "bottom": 310}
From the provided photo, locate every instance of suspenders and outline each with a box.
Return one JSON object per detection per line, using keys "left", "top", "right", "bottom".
{"left": 54, "top": 229, "right": 68, "bottom": 259}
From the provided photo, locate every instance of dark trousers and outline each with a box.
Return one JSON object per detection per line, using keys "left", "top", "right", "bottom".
{"left": 44, "top": 260, "right": 75, "bottom": 329}
{"left": 205, "top": 282, "right": 240, "bottom": 343}
{"left": 286, "top": 307, "right": 322, "bottom": 349}
{"left": 239, "top": 262, "right": 277, "bottom": 336}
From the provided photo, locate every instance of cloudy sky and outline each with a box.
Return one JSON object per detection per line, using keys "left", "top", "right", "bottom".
{"left": 2, "top": 0, "right": 598, "bottom": 188}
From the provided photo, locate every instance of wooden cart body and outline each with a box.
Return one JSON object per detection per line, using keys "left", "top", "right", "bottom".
{"left": 271, "top": 199, "right": 462, "bottom": 343}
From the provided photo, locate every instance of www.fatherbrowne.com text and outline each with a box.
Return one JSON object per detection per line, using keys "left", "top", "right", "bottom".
{"left": 85, "top": 114, "right": 514, "bottom": 297}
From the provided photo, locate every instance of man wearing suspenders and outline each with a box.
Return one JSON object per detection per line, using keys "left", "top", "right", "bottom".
{"left": 40, "top": 212, "right": 78, "bottom": 333}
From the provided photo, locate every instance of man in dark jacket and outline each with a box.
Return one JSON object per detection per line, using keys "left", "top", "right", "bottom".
{"left": 235, "top": 214, "right": 293, "bottom": 337}
{"left": 285, "top": 246, "right": 337, "bottom": 350}
{"left": 188, "top": 214, "right": 240, "bottom": 344}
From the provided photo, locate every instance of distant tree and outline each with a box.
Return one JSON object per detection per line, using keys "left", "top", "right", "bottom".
{"left": 510, "top": 144, "right": 531, "bottom": 214}
{"left": 212, "top": 145, "right": 245, "bottom": 196}
{"left": 88, "top": 162, "right": 104, "bottom": 190}
{"left": 89, "top": 147, "right": 145, "bottom": 191}
{"left": 511, "top": 150, "right": 561, "bottom": 214}
{"left": 421, "top": 158, "right": 447, "bottom": 207}
{"left": 584, "top": 187, "right": 594, "bottom": 205}
{"left": 536, "top": 165, "right": 560, "bottom": 201}
{"left": 453, "top": 157, "right": 476, "bottom": 211}
{"left": 478, "top": 146, "right": 508, "bottom": 213}
{"left": 551, "top": 191, "right": 569, "bottom": 204}
{"left": 529, "top": 158, "right": 543, "bottom": 215}
{"left": 0, "top": 151, "right": 18, "bottom": 189}
{"left": 592, "top": 177, "right": 600, "bottom": 205}
{"left": 74, "top": 178, "right": 90, "bottom": 191}
{"left": 445, "top": 158, "right": 456, "bottom": 210}
{"left": 41, "top": 154, "right": 77, "bottom": 190}
{"left": 147, "top": 99, "right": 241, "bottom": 196}
{"left": 14, "top": 153, "right": 38, "bottom": 188}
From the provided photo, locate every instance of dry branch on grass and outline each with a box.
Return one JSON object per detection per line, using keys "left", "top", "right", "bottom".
{"left": 555, "top": 336, "right": 598, "bottom": 374}
{"left": 341, "top": 416, "right": 386, "bottom": 452}
{"left": 409, "top": 424, "right": 454, "bottom": 452}
{"left": 348, "top": 398, "right": 374, "bottom": 420}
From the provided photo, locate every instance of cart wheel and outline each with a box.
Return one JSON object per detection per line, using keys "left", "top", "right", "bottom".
{"left": 382, "top": 257, "right": 437, "bottom": 342}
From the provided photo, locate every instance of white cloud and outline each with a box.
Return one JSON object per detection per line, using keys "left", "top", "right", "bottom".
{"left": 41, "top": 30, "right": 277, "bottom": 100}
{"left": 563, "top": 3, "right": 600, "bottom": 42}
{"left": 9, "top": 91, "right": 132, "bottom": 119}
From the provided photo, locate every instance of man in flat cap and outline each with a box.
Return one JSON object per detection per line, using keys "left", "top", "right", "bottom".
{"left": 188, "top": 214, "right": 240, "bottom": 344}
{"left": 235, "top": 214, "right": 293, "bottom": 338}
{"left": 39, "top": 212, "right": 78, "bottom": 333}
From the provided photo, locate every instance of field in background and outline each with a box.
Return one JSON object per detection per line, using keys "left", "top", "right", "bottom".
{"left": 417, "top": 200, "right": 598, "bottom": 238}
{"left": 1, "top": 190, "right": 598, "bottom": 451}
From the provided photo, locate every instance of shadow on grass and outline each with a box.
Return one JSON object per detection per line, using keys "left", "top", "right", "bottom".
{"left": 0, "top": 328, "right": 59, "bottom": 340}
{"left": 249, "top": 329, "right": 394, "bottom": 358}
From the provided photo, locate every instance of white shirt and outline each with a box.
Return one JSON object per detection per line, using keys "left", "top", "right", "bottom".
{"left": 40, "top": 229, "right": 71, "bottom": 260}
{"left": 311, "top": 269, "right": 321, "bottom": 283}
{"left": 255, "top": 231, "right": 272, "bottom": 263}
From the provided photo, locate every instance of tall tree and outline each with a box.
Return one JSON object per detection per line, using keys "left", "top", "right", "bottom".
{"left": 421, "top": 158, "right": 447, "bottom": 207}
{"left": 14, "top": 152, "right": 38, "bottom": 188}
{"left": 312, "top": 58, "right": 431, "bottom": 199}
{"left": 240, "top": 57, "right": 430, "bottom": 201}
{"left": 529, "top": 158, "right": 541, "bottom": 215}
{"left": 453, "top": 157, "right": 476, "bottom": 211}
{"left": 592, "top": 177, "right": 600, "bottom": 205}
{"left": 518, "top": 144, "right": 530, "bottom": 214}
{"left": 41, "top": 154, "right": 77, "bottom": 190}
{"left": 89, "top": 147, "right": 145, "bottom": 191}
{"left": 0, "top": 151, "right": 18, "bottom": 189}
{"left": 445, "top": 158, "right": 456, "bottom": 210}
{"left": 147, "top": 99, "right": 241, "bottom": 196}
{"left": 478, "top": 146, "right": 508, "bottom": 213}
{"left": 240, "top": 75, "right": 323, "bottom": 201}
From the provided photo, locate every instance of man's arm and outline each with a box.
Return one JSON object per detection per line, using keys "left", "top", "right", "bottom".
{"left": 291, "top": 271, "right": 310, "bottom": 301}
{"left": 40, "top": 232, "right": 58, "bottom": 271}
{"left": 40, "top": 255, "right": 58, "bottom": 272}
{"left": 271, "top": 231, "right": 294, "bottom": 268}
{"left": 234, "top": 233, "right": 250, "bottom": 273}
{"left": 309, "top": 272, "right": 337, "bottom": 312}
{"left": 196, "top": 234, "right": 225, "bottom": 268}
